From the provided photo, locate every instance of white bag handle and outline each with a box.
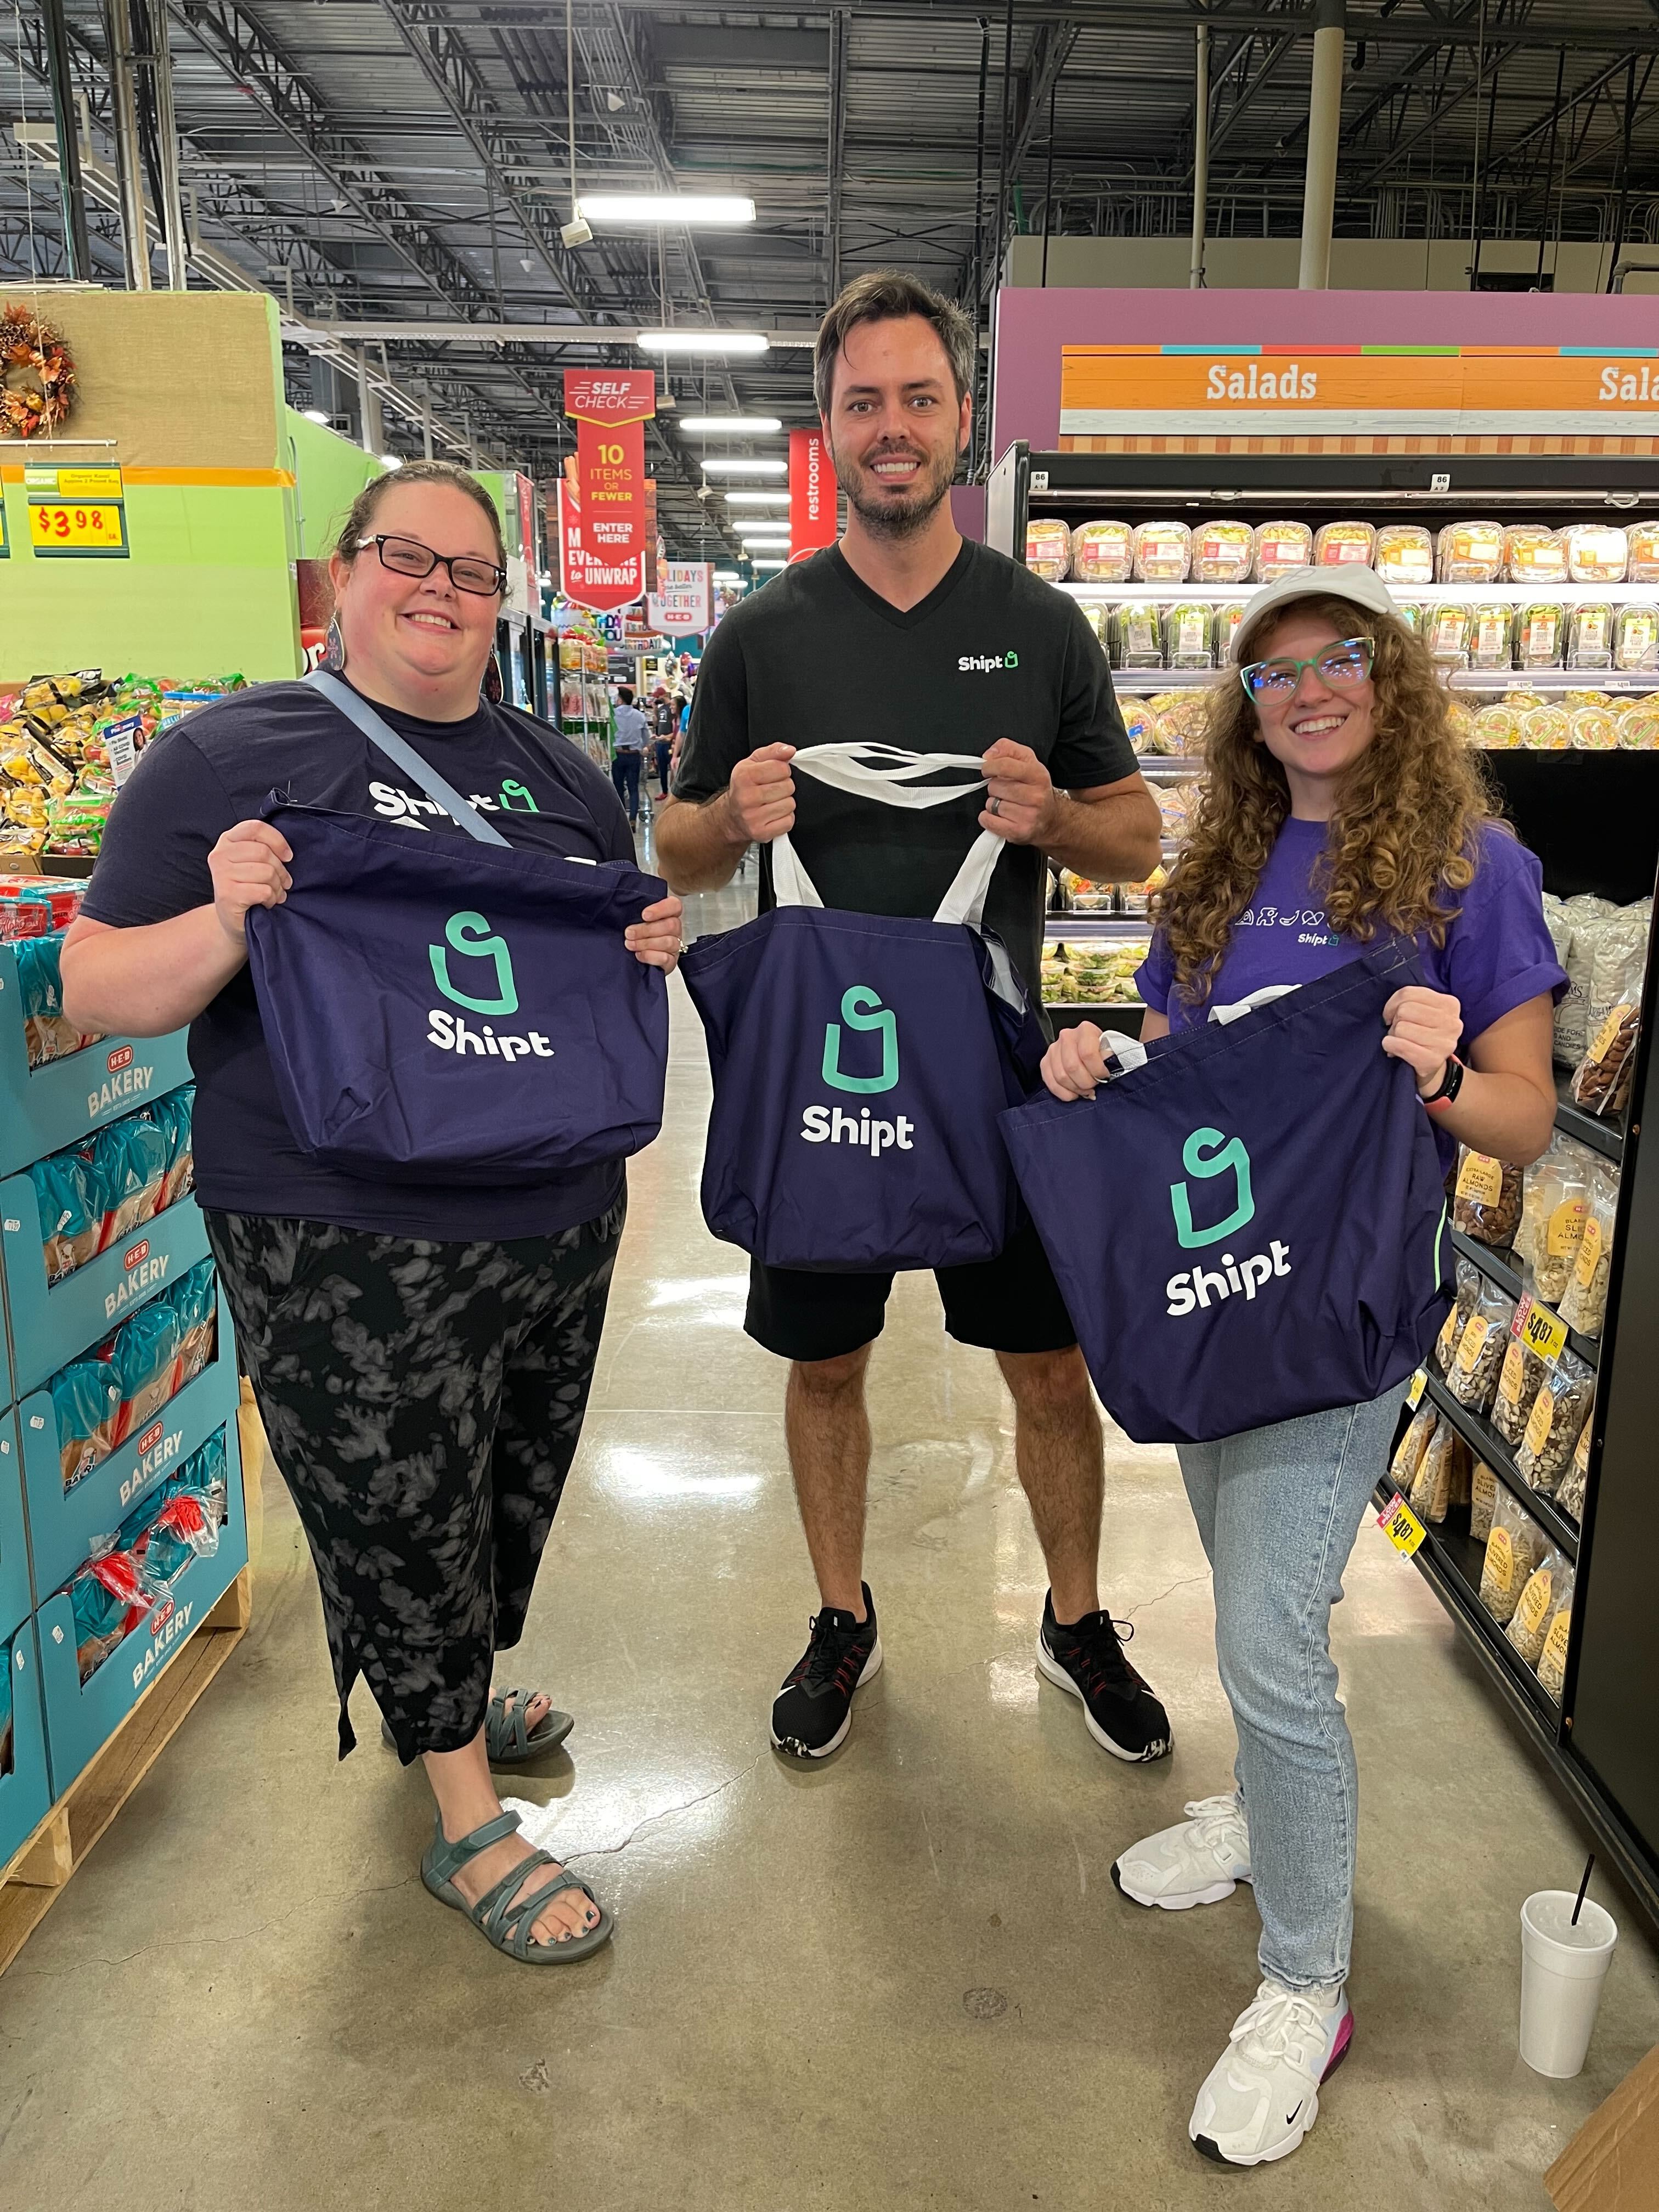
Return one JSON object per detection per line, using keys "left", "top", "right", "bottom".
{"left": 769, "top": 743, "right": 1005, "bottom": 932}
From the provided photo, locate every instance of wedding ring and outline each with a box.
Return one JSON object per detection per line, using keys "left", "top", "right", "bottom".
{"left": 988, "top": 796, "right": 1003, "bottom": 817}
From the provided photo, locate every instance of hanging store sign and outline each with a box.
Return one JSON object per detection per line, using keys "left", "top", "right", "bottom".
{"left": 789, "top": 428, "right": 838, "bottom": 557}
{"left": 561, "top": 371, "right": 654, "bottom": 612}
{"left": 24, "top": 462, "right": 129, "bottom": 558}
{"left": 648, "top": 560, "right": 712, "bottom": 636}
{"left": 1057, "top": 345, "right": 1659, "bottom": 456}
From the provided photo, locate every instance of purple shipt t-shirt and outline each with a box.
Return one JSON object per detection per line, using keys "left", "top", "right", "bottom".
{"left": 1137, "top": 817, "right": 1566, "bottom": 1047}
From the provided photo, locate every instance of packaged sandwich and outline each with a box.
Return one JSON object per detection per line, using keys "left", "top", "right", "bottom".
{"left": 1158, "top": 691, "right": 1212, "bottom": 755}
{"left": 1447, "top": 699, "right": 1478, "bottom": 746}
{"left": 1121, "top": 699, "right": 1159, "bottom": 754}
{"left": 1523, "top": 704, "right": 1572, "bottom": 750}
{"left": 1618, "top": 697, "right": 1659, "bottom": 748}
{"left": 1131, "top": 521, "right": 1192, "bottom": 584}
{"left": 1625, "top": 520, "right": 1659, "bottom": 582}
{"left": 1437, "top": 520, "right": 1505, "bottom": 583}
{"left": 1069, "top": 520, "right": 1135, "bottom": 584}
{"left": 1475, "top": 702, "right": 1523, "bottom": 749}
{"left": 1250, "top": 520, "right": 1313, "bottom": 583}
{"left": 1166, "top": 605, "right": 1214, "bottom": 670}
{"left": 1025, "top": 519, "right": 1071, "bottom": 583}
{"left": 1313, "top": 520, "right": 1376, "bottom": 568}
{"left": 1425, "top": 603, "right": 1474, "bottom": 668}
{"left": 1504, "top": 527, "right": 1567, "bottom": 585}
{"left": 1571, "top": 706, "right": 1620, "bottom": 752}
{"left": 1613, "top": 606, "right": 1658, "bottom": 670}
{"left": 1564, "top": 524, "right": 1629, "bottom": 584}
{"left": 1568, "top": 603, "right": 1615, "bottom": 670}
{"left": 1113, "top": 603, "right": 1164, "bottom": 669}
{"left": 1191, "top": 521, "right": 1254, "bottom": 585}
{"left": 1516, "top": 602, "right": 1565, "bottom": 668}
{"left": 1373, "top": 525, "right": 1435, "bottom": 588}
{"left": 1469, "top": 605, "right": 1513, "bottom": 670}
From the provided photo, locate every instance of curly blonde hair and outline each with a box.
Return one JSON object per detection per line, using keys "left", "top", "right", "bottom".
{"left": 1154, "top": 592, "right": 1500, "bottom": 1008}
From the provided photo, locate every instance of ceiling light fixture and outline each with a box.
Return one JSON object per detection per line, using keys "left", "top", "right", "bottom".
{"left": 753, "top": 558, "right": 788, "bottom": 571}
{"left": 713, "top": 569, "right": 744, "bottom": 584}
{"left": 639, "top": 329, "right": 769, "bottom": 356}
{"left": 380, "top": 454, "right": 404, "bottom": 469}
{"left": 721, "top": 489, "right": 792, "bottom": 506}
{"left": 302, "top": 407, "right": 331, "bottom": 425}
{"left": 679, "top": 415, "right": 782, "bottom": 436}
{"left": 700, "top": 457, "right": 788, "bottom": 476}
{"left": 581, "top": 194, "right": 755, "bottom": 226}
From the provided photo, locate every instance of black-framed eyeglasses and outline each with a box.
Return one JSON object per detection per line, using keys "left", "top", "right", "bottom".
{"left": 358, "top": 533, "right": 507, "bottom": 599}
{"left": 1239, "top": 635, "right": 1374, "bottom": 702}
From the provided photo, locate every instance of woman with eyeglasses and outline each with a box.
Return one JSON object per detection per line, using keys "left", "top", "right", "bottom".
{"left": 1040, "top": 567, "right": 1564, "bottom": 2168}
{"left": 61, "top": 461, "right": 684, "bottom": 1967}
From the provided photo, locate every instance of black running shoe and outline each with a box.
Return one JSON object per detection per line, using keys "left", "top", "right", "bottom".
{"left": 770, "top": 1584, "right": 883, "bottom": 1760}
{"left": 1036, "top": 1591, "right": 1172, "bottom": 1762}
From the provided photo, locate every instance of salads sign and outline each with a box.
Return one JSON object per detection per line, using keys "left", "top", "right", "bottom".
{"left": 561, "top": 372, "right": 654, "bottom": 612}
{"left": 1058, "top": 346, "right": 1659, "bottom": 453}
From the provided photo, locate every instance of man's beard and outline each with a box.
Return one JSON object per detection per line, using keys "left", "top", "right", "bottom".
{"left": 833, "top": 438, "right": 958, "bottom": 541}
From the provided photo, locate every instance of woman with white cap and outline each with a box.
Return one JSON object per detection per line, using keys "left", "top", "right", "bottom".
{"left": 1041, "top": 566, "right": 1565, "bottom": 2168}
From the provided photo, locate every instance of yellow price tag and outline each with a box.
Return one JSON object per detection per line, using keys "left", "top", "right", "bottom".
{"left": 1378, "top": 1492, "right": 1427, "bottom": 1557}
{"left": 1522, "top": 1299, "right": 1568, "bottom": 1365}
{"left": 27, "top": 500, "right": 127, "bottom": 555}
{"left": 1406, "top": 1368, "right": 1427, "bottom": 1410}
{"left": 53, "top": 465, "right": 122, "bottom": 498}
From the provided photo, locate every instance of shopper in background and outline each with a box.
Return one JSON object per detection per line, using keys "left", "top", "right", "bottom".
{"left": 650, "top": 686, "right": 677, "bottom": 797}
{"left": 656, "top": 270, "right": 1171, "bottom": 1770}
{"left": 59, "top": 460, "right": 684, "bottom": 1970}
{"left": 1040, "top": 568, "right": 1564, "bottom": 2167}
{"left": 612, "top": 685, "right": 649, "bottom": 826}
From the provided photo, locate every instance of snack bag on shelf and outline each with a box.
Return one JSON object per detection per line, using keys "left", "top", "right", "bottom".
{"left": 1515, "top": 1128, "right": 1564, "bottom": 1268}
{"left": 1534, "top": 1560, "right": 1577, "bottom": 1701}
{"left": 1214, "top": 601, "right": 1248, "bottom": 662}
{"left": 1474, "top": 702, "right": 1522, "bottom": 749}
{"left": 1504, "top": 527, "right": 1568, "bottom": 586}
{"left": 1250, "top": 520, "right": 1313, "bottom": 583}
{"left": 1313, "top": 520, "right": 1376, "bottom": 568}
{"left": 1389, "top": 1400, "right": 1438, "bottom": 1494}
{"left": 1437, "top": 520, "right": 1505, "bottom": 583}
{"left": 29, "top": 1148, "right": 99, "bottom": 1279}
{"left": 1563, "top": 524, "right": 1629, "bottom": 584}
{"left": 1166, "top": 605, "right": 1214, "bottom": 670}
{"left": 1556, "top": 894, "right": 1618, "bottom": 1064}
{"left": 1130, "top": 520, "right": 1192, "bottom": 584}
{"left": 1191, "top": 521, "right": 1254, "bottom": 584}
{"left": 1568, "top": 603, "right": 1615, "bottom": 671}
{"left": 1556, "top": 1417, "right": 1592, "bottom": 1525}
{"left": 1506, "top": 1548, "right": 1568, "bottom": 1667}
{"left": 1572, "top": 998, "right": 1641, "bottom": 1119}
{"left": 1571, "top": 706, "right": 1620, "bottom": 751}
{"left": 1025, "top": 519, "right": 1071, "bottom": 582}
{"left": 1434, "top": 1256, "right": 1480, "bottom": 1374}
{"left": 1373, "top": 526, "right": 1435, "bottom": 588}
{"left": 1559, "top": 1161, "right": 1617, "bottom": 1339}
{"left": 52, "top": 1352, "right": 123, "bottom": 1488}
{"left": 1587, "top": 902, "right": 1650, "bottom": 1041}
{"left": 1625, "top": 520, "right": 1659, "bottom": 582}
{"left": 1516, "top": 1349, "right": 1596, "bottom": 1496}
{"left": 1516, "top": 602, "right": 1566, "bottom": 668}
{"left": 1070, "top": 520, "right": 1134, "bottom": 584}
{"left": 111, "top": 1298, "right": 183, "bottom": 1443}
{"left": 1408, "top": 1416, "right": 1466, "bottom": 1524}
{"left": 1493, "top": 1302, "right": 1549, "bottom": 1449}
{"left": 1613, "top": 606, "right": 1659, "bottom": 670}
{"left": 1470, "top": 1458, "right": 1500, "bottom": 1543}
{"left": 1532, "top": 1149, "right": 1592, "bottom": 1304}
{"left": 1447, "top": 1274, "right": 1514, "bottom": 1414}
{"left": 1113, "top": 603, "right": 1164, "bottom": 669}
{"left": 1480, "top": 1491, "right": 1545, "bottom": 1625}
{"left": 1522, "top": 703, "right": 1571, "bottom": 750}
{"left": 1452, "top": 1146, "right": 1522, "bottom": 1248}
{"left": 1425, "top": 603, "right": 1474, "bottom": 668}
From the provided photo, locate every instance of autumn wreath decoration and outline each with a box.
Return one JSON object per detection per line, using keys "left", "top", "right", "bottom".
{"left": 0, "top": 304, "right": 76, "bottom": 437}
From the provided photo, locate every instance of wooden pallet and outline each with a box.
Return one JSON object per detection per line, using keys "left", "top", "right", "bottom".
{"left": 0, "top": 1565, "right": 251, "bottom": 1976}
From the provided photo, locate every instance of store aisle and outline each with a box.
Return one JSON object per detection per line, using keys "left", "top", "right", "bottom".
{"left": 1, "top": 908, "right": 1655, "bottom": 2211}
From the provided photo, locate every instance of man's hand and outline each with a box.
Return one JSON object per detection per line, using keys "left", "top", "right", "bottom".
{"left": 625, "top": 895, "right": 686, "bottom": 973}
{"left": 1383, "top": 984, "right": 1463, "bottom": 1097}
{"left": 725, "top": 742, "right": 797, "bottom": 844}
{"left": 208, "top": 820, "right": 292, "bottom": 946}
{"left": 1040, "top": 1020, "right": 1111, "bottom": 1101}
{"left": 980, "top": 739, "right": 1064, "bottom": 847}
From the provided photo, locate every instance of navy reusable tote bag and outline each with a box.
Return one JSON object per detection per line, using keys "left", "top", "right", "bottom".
{"left": 1000, "top": 939, "right": 1452, "bottom": 1444}
{"left": 245, "top": 674, "right": 669, "bottom": 1185}
{"left": 679, "top": 744, "right": 1044, "bottom": 1272}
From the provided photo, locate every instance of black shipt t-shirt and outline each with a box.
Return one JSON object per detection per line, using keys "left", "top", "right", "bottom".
{"left": 80, "top": 678, "right": 636, "bottom": 1240}
{"left": 673, "top": 540, "right": 1138, "bottom": 996}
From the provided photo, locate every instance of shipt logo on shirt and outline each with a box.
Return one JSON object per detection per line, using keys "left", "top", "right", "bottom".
{"left": 426, "top": 910, "right": 555, "bottom": 1062}
{"left": 799, "top": 986, "right": 914, "bottom": 1153}
{"left": 1164, "top": 1125, "right": 1291, "bottom": 1317}
{"left": 959, "top": 651, "right": 1019, "bottom": 673}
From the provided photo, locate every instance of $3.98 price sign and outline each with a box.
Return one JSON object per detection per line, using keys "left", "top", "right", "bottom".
{"left": 27, "top": 499, "right": 129, "bottom": 557}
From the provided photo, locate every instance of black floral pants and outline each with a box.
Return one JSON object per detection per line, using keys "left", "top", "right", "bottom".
{"left": 205, "top": 1201, "right": 624, "bottom": 1761}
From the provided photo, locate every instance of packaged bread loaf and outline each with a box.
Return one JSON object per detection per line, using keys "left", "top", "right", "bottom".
{"left": 1313, "top": 520, "right": 1376, "bottom": 568}
{"left": 1374, "top": 525, "right": 1434, "bottom": 587}
{"left": 1026, "top": 518, "right": 1071, "bottom": 582}
{"left": 1448, "top": 1274, "right": 1514, "bottom": 1413}
{"left": 1480, "top": 1491, "right": 1545, "bottom": 1625}
{"left": 1251, "top": 520, "right": 1313, "bottom": 582}
{"left": 1114, "top": 603, "right": 1164, "bottom": 669}
{"left": 1507, "top": 1548, "right": 1568, "bottom": 1668}
{"left": 1192, "top": 521, "right": 1254, "bottom": 584}
{"left": 1613, "top": 606, "right": 1659, "bottom": 670}
{"left": 1166, "top": 605, "right": 1214, "bottom": 670}
{"left": 1493, "top": 1305, "right": 1548, "bottom": 1449}
{"left": 1571, "top": 706, "right": 1620, "bottom": 751}
{"left": 1475, "top": 702, "right": 1523, "bottom": 749}
{"left": 1470, "top": 1457, "right": 1500, "bottom": 1543}
{"left": 1470, "top": 605, "right": 1513, "bottom": 670}
{"left": 1453, "top": 1146, "right": 1522, "bottom": 1247}
{"left": 1389, "top": 1400, "right": 1438, "bottom": 1496}
{"left": 1131, "top": 520, "right": 1192, "bottom": 584}
{"left": 1625, "top": 520, "right": 1659, "bottom": 582}
{"left": 1523, "top": 704, "right": 1571, "bottom": 750}
{"left": 1560, "top": 1161, "right": 1617, "bottom": 1339}
{"left": 1534, "top": 1561, "right": 1576, "bottom": 1701}
{"left": 1564, "top": 524, "right": 1629, "bottom": 584}
{"left": 1070, "top": 520, "right": 1134, "bottom": 584}
{"left": 1619, "top": 697, "right": 1659, "bottom": 749}
{"left": 1556, "top": 1418, "right": 1592, "bottom": 1525}
{"left": 1505, "top": 527, "right": 1567, "bottom": 585}
{"left": 1516, "top": 1348, "right": 1596, "bottom": 1494}
{"left": 1438, "top": 520, "right": 1505, "bottom": 583}
{"left": 1409, "top": 1417, "right": 1466, "bottom": 1524}
{"left": 1568, "top": 603, "right": 1615, "bottom": 670}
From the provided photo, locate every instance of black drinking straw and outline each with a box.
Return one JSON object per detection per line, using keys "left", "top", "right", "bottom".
{"left": 1571, "top": 1853, "right": 1595, "bottom": 1927}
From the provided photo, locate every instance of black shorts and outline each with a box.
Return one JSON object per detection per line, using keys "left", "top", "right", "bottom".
{"left": 744, "top": 1216, "right": 1077, "bottom": 1364}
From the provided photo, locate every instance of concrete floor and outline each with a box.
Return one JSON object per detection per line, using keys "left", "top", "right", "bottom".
{"left": 2, "top": 867, "right": 1656, "bottom": 2212}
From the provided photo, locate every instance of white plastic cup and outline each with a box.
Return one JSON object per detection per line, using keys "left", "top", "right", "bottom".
{"left": 1519, "top": 1889, "right": 1619, "bottom": 2078}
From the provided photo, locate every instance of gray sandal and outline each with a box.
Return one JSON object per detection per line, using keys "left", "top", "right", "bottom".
{"left": 382, "top": 1688, "right": 574, "bottom": 1763}
{"left": 421, "top": 1809, "right": 613, "bottom": 1964}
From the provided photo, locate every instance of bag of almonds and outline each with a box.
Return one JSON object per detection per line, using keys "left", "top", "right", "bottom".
{"left": 1448, "top": 1275, "right": 1514, "bottom": 1414}
{"left": 1531, "top": 1150, "right": 1591, "bottom": 1303}
{"left": 1409, "top": 1417, "right": 1467, "bottom": 1525}
{"left": 1452, "top": 1146, "right": 1522, "bottom": 1246}
{"left": 1480, "top": 1491, "right": 1545, "bottom": 1626}
{"left": 1389, "top": 1399, "right": 1437, "bottom": 1494}
{"left": 1555, "top": 1413, "right": 1592, "bottom": 1525}
{"left": 1469, "top": 1458, "right": 1500, "bottom": 1544}
{"left": 1534, "top": 1561, "right": 1576, "bottom": 1702}
{"left": 1516, "top": 1348, "right": 1596, "bottom": 1497}
{"left": 1434, "top": 1257, "right": 1481, "bottom": 1373}
{"left": 1559, "top": 1161, "right": 1617, "bottom": 1339}
{"left": 1506, "top": 1547, "right": 1568, "bottom": 1668}
{"left": 1491, "top": 1298, "right": 1548, "bottom": 1448}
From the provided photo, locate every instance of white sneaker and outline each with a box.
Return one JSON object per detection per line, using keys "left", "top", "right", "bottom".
{"left": 1189, "top": 1979, "right": 1354, "bottom": 2167}
{"left": 1111, "top": 1793, "right": 1252, "bottom": 1910}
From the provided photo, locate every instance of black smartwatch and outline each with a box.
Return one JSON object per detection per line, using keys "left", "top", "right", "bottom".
{"left": 1421, "top": 1056, "right": 1466, "bottom": 1113}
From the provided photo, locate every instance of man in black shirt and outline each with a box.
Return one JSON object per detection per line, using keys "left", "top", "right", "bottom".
{"left": 658, "top": 272, "right": 1171, "bottom": 1770}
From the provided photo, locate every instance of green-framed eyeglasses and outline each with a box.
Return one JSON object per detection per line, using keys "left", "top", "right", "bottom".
{"left": 1239, "top": 636, "right": 1375, "bottom": 702}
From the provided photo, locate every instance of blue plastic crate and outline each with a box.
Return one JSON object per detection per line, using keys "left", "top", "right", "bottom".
{"left": 0, "top": 1175, "right": 210, "bottom": 1397}
{"left": 36, "top": 1417, "right": 247, "bottom": 1797}
{"left": 1, "top": 1612, "right": 50, "bottom": 1873}
{"left": 0, "top": 1413, "right": 27, "bottom": 1637}
{"left": 15, "top": 1294, "right": 238, "bottom": 1599}
{"left": 0, "top": 944, "right": 191, "bottom": 1178}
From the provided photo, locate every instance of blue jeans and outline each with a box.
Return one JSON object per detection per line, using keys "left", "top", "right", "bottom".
{"left": 1177, "top": 1381, "right": 1407, "bottom": 1993}
{"left": 611, "top": 750, "right": 642, "bottom": 822}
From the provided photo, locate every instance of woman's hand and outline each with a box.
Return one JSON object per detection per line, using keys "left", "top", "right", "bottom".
{"left": 626, "top": 894, "right": 685, "bottom": 972}
{"left": 1040, "top": 1020, "right": 1111, "bottom": 1101}
{"left": 208, "top": 820, "right": 292, "bottom": 945}
{"left": 1383, "top": 984, "right": 1463, "bottom": 1097}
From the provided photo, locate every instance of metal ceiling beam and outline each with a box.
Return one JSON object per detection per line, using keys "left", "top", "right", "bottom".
{"left": 827, "top": 7, "right": 849, "bottom": 302}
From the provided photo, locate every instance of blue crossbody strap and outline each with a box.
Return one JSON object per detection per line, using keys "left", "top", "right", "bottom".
{"left": 305, "top": 669, "right": 511, "bottom": 848}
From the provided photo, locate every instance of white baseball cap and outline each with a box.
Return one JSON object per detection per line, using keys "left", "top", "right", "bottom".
{"left": 1232, "top": 565, "right": 1402, "bottom": 661}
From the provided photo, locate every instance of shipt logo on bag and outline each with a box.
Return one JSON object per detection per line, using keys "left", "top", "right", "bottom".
{"left": 799, "top": 986, "right": 916, "bottom": 1155}
{"left": 1164, "top": 1125, "right": 1292, "bottom": 1318}
{"left": 425, "top": 910, "right": 556, "bottom": 1062}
